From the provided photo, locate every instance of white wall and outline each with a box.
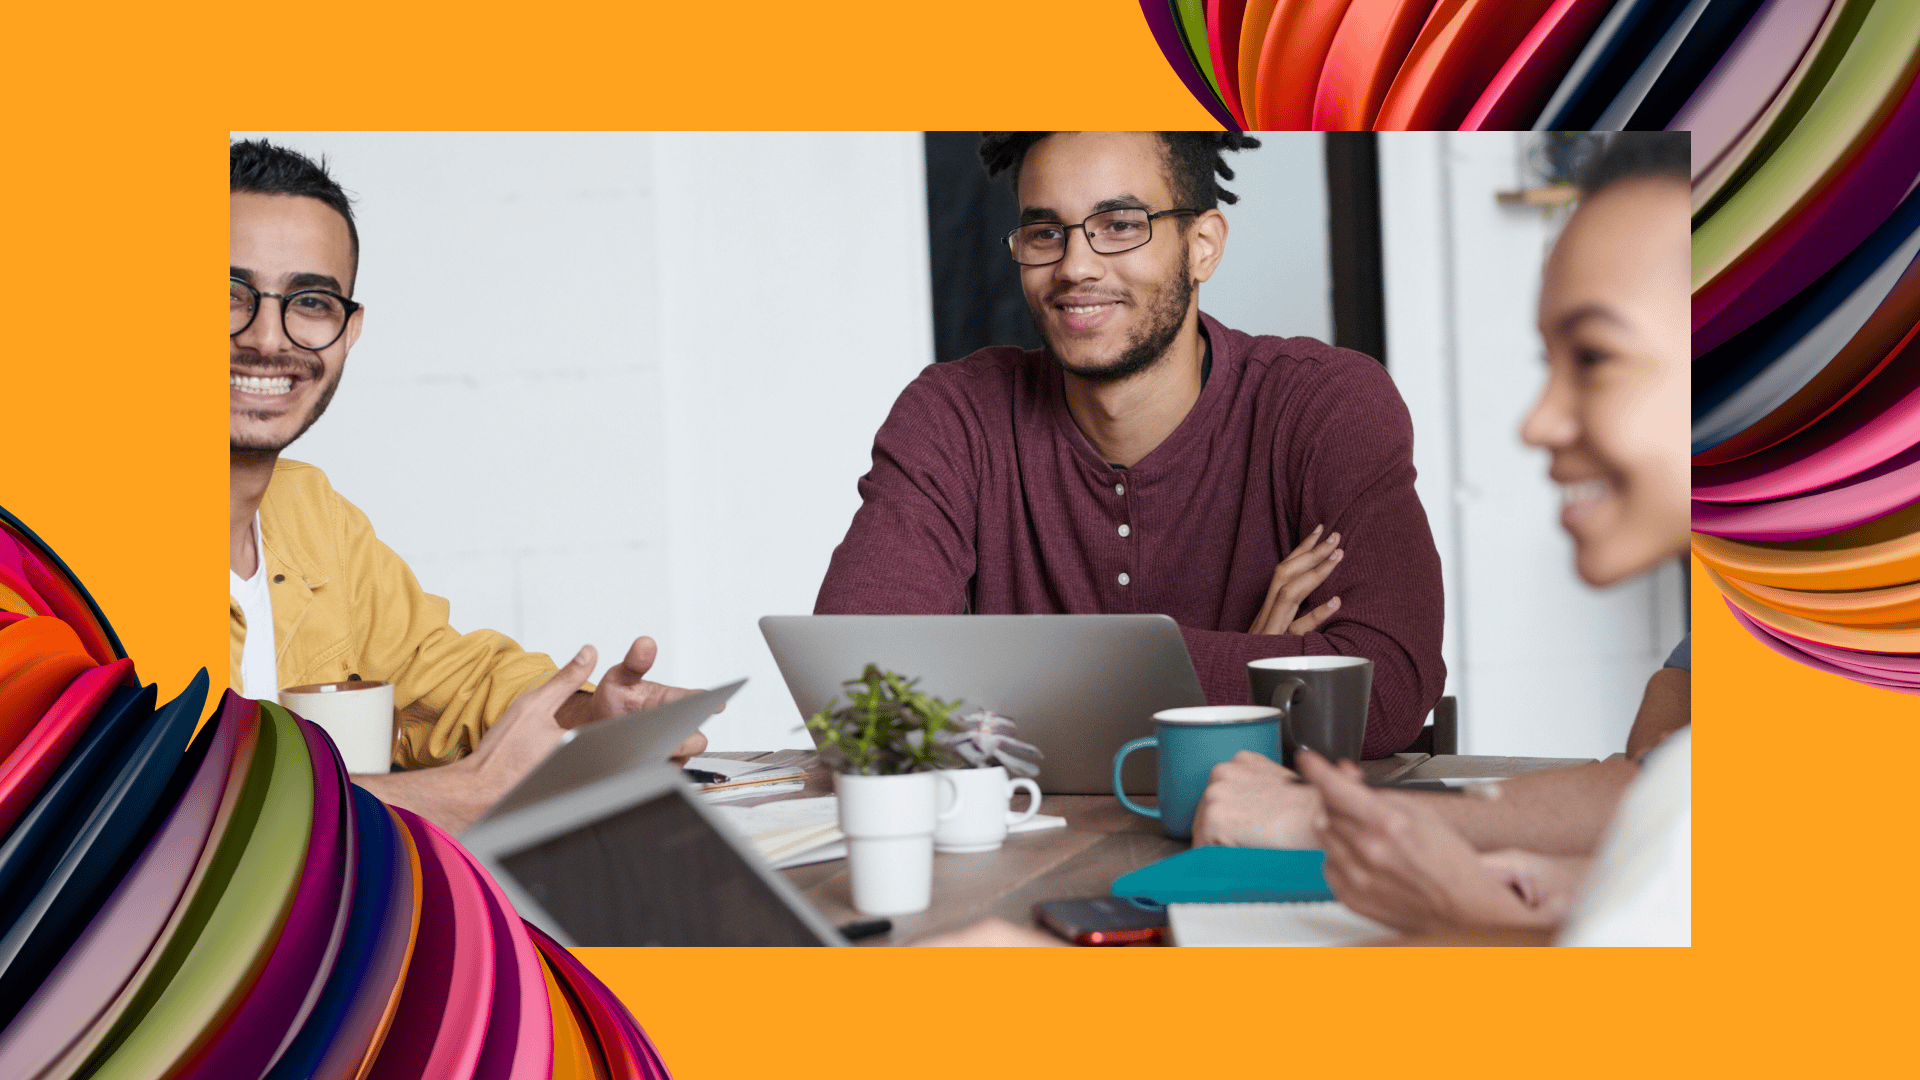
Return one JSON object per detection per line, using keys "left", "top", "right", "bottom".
{"left": 1380, "top": 131, "right": 1687, "bottom": 758}
{"left": 1200, "top": 132, "right": 1332, "bottom": 341}
{"left": 240, "top": 132, "right": 928, "bottom": 750}
{"left": 648, "top": 133, "right": 932, "bottom": 749}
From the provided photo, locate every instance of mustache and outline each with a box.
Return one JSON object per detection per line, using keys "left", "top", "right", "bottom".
{"left": 230, "top": 352, "right": 324, "bottom": 381}
{"left": 1043, "top": 287, "right": 1128, "bottom": 306}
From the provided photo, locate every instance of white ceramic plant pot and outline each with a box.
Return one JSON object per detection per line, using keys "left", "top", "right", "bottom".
{"left": 836, "top": 771, "right": 964, "bottom": 916}
{"left": 933, "top": 766, "right": 1043, "bottom": 853}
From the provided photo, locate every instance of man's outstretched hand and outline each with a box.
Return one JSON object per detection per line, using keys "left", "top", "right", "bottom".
{"left": 357, "top": 643, "right": 597, "bottom": 834}
{"left": 358, "top": 639, "right": 716, "bottom": 834}
{"left": 556, "top": 635, "right": 709, "bottom": 762}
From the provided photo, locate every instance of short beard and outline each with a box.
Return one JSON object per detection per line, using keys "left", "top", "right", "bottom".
{"left": 230, "top": 361, "right": 343, "bottom": 456}
{"left": 1032, "top": 250, "right": 1193, "bottom": 383}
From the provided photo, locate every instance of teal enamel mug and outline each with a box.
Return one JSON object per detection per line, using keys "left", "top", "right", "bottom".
{"left": 1113, "top": 706, "right": 1283, "bottom": 839}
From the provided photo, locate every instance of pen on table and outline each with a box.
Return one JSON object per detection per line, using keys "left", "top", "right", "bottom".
{"left": 682, "top": 767, "right": 729, "bottom": 785}
{"left": 838, "top": 918, "right": 892, "bottom": 941}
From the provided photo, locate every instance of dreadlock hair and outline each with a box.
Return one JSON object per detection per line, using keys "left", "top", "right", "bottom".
{"left": 978, "top": 132, "right": 1263, "bottom": 211}
{"left": 230, "top": 138, "right": 361, "bottom": 290}
{"left": 1576, "top": 132, "right": 1690, "bottom": 196}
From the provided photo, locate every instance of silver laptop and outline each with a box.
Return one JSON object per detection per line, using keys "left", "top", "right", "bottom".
{"left": 461, "top": 758, "right": 847, "bottom": 946}
{"left": 470, "top": 679, "right": 744, "bottom": 829}
{"left": 759, "top": 615, "right": 1207, "bottom": 794}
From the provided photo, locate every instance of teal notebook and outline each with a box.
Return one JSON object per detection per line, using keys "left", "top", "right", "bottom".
{"left": 1110, "top": 846, "right": 1333, "bottom": 905}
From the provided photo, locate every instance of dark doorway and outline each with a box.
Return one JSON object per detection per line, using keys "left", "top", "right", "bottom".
{"left": 1324, "top": 132, "right": 1388, "bottom": 368}
{"left": 923, "top": 132, "right": 1043, "bottom": 363}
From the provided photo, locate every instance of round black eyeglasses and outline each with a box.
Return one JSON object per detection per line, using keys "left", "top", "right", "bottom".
{"left": 230, "top": 278, "right": 361, "bottom": 351}
{"left": 1005, "top": 208, "right": 1198, "bottom": 266}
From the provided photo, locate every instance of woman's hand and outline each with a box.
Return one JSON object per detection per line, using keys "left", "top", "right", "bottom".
{"left": 1477, "top": 849, "right": 1591, "bottom": 923}
{"left": 1190, "top": 750, "right": 1323, "bottom": 849}
{"left": 1249, "top": 525, "right": 1344, "bottom": 635}
{"left": 1301, "top": 749, "right": 1553, "bottom": 934}
{"left": 915, "top": 918, "right": 1069, "bottom": 947}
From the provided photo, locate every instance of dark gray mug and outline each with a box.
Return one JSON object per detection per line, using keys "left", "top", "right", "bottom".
{"left": 1246, "top": 656, "right": 1372, "bottom": 766}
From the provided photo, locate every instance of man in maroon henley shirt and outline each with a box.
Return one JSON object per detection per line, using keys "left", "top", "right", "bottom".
{"left": 815, "top": 132, "right": 1446, "bottom": 757}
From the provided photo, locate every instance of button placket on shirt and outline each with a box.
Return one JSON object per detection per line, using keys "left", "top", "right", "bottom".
{"left": 1114, "top": 479, "right": 1134, "bottom": 598}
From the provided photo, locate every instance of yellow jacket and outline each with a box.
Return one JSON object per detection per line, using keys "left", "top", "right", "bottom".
{"left": 229, "top": 459, "right": 558, "bottom": 768}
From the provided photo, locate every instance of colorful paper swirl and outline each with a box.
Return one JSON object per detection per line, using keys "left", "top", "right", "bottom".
{"left": 1690, "top": 5, "right": 1920, "bottom": 691}
{"left": 0, "top": 506, "right": 672, "bottom": 1079}
{"left": 1139, "top": 0, "right": 1876, "bottom": 134}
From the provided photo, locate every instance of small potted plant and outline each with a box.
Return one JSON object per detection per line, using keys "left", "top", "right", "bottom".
{"left": 806, "top": 665, "right": 966, "bottom": 914}
{"left": 938, "top": 708, "right": 1042, "bottom": 775}
{"left": 931, "top": 710, "right": 1045, "bottom": 853}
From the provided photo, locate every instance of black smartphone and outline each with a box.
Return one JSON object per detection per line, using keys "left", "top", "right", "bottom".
{"left": 1033, "top": 896, "right": 1168, "bottom": 946}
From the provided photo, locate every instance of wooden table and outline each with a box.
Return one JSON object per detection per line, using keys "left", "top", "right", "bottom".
{"left": 711, "top": 749, "right": 1592, "bottom": 946}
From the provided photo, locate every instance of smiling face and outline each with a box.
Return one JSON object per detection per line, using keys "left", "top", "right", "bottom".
{"left": 1524, "top": 177, "right": 1690, "bottom": 587}
{"left": 1014, "top": 132, "right": 1223, "bottom": 381}
{"left": 230, "top": 192, "right": 361, "bottom": 454}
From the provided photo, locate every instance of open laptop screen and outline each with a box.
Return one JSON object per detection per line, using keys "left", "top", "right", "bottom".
{"left": 497, "top": 787, "right": 830, "bottom": 946}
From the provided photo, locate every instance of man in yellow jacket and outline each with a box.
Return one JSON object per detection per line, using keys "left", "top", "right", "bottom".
{"left": 229, "top": 139, "right": 704, "bottom": 831}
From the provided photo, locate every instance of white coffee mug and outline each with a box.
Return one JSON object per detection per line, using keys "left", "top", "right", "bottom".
{"left": 280, "top": 680, "right": 396, "bottom": 774}
{"left": 836, "top": 771, "right": 964, "bottom": 916}
{"left": 933, "top": 765, "right": 1042, "bottom": 854}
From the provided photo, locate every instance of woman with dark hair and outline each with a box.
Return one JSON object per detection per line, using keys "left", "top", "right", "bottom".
{"left": 1295, "top": 132, "right": 1691, "bottom": 946}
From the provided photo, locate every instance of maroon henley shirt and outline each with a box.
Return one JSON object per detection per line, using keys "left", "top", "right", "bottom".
{"left": 815, "top": 313, "right": 1447, "bottom": 757}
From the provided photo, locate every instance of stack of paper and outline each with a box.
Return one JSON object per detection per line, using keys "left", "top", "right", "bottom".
{"left": 712, "top": 796, "right": 843, "bottom": 866}
{"left": 1167, "top": 902, "right": 1393, "bottom": 947}
{"left": 685, "top": 756, "right": 809, "bottom": 803}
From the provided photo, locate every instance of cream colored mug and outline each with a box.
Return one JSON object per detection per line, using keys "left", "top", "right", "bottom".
{"left": 280, "top": 679, "right": 396, "bottom": 774}
{"left": 933, "top": 765, "right": 1042, "bottom": 853}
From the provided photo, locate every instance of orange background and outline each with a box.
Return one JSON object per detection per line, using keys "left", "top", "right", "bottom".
{"left": 4, "top": 1, "right": 1908, "bottom": 1075}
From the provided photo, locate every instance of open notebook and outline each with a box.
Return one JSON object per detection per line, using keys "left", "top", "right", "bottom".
{"left": 1167, "top": 902, "right": 1394, "bottom": 947}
